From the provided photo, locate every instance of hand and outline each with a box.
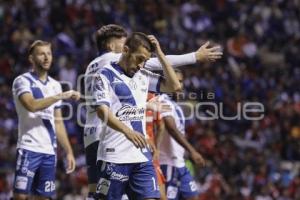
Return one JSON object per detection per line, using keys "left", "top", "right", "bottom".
{"left": 148, "top": 35, "right": 162, "bottom": 54}
{"left": 59, "top": 90, "right": 81, "bottom": 101}
{"left": 66, "top": 153, "right": 76, "bottom": 174}
{"left": 191, "top": 151, "right": 206, "bottom": 167}
{"left": 195, "top": 41, "right": 223, "bottom": 62}
{"left": 124, "top": 130, "right": 147, "bottom": 149}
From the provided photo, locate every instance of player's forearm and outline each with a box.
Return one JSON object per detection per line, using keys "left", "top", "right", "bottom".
{"left": 26, "top": 95, "right": 61, "bottom": 112}
{"left": 169, "top": 128, "right": 195, "bottom": 154}
{"left": 97, "top": 105, "right": 132, "bottom": 135}
{"left": 164, "top": 117, "right": 195, "bottom": 154}
{"left": 154, "top": 122, "right": 165, "bottom": 147}
{"left": 145, "top": 53, "right": 196, "bottom": 70}
{"left": 157, "top": 50, "right": 182, "bottom": 92}
{"left": 56, "top": 122, "right": 73, "bottom": 155}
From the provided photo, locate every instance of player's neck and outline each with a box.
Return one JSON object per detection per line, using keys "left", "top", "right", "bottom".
{"left": 33, "top": 68, "right": 48, "bottom": 81}
{"left": 117, "top": 58, "right": 128, "bottom": 74}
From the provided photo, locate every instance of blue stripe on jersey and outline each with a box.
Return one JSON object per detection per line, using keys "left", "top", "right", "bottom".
{"left": 174, "top": 104, "right": 184, "bottom": 127}
{"left": 24, "top": 77, "right": 56, "bottom": 149}
{"left": 101, "top": 67, "right": 152, "bottom": 160}
{"left": 42, "top": 119, "right": 56, "bottom": 148}
{"left": 23, "top": 75, "right": 44, "bottom": 99}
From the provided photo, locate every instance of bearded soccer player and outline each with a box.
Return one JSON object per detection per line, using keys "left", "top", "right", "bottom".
{"left": 12, "top": 40, "right": 80, "bottom": 200}
{"left": 91, "top": 32, "right": 181, "bottom": 199}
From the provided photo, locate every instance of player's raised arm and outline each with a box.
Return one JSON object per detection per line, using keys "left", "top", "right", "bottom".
{"left": 148, "top": 35, "right": 182, "bottom": 93}
{"left": 144, "top": 41, "right": 223, "bottom": 70}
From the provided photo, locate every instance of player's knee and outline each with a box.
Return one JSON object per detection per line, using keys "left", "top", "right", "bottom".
{"left": 13, "top": 193, "right": 28, "bottom": 200}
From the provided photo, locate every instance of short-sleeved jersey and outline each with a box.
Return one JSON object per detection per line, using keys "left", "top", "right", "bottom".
{"left": 159, "top": 94, "right": 186, "bottom": 168}
{"left": 84, "top": 52, "right": 121, "bottom": 148}
{"left": 12, "top": 72, "right": 62, "bottom": 155}
{"left": 84, "top": 52, "right": 196, "bottom": 148}
{"left": 90, "top": 62, "right": 161, "bottom": 163}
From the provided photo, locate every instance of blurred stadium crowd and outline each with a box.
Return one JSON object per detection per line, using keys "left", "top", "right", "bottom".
{"left": 0, "top": 0, "right": 300, "bottom": 199}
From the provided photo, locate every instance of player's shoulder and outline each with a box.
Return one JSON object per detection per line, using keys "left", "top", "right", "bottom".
{"left": 47, "top": 76, "right": 61, "bottom": 87}
{"left": 13, "top": 72, "right": 32, "bottom": 85}
{"left": 85, "top": 52, "right": 121, "bottom": 74}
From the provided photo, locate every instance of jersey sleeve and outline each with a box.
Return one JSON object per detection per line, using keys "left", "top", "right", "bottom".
{"left": 12, "top": 76, "right": 32, "bottom": 98}
{"left": 91, "top": 72, "right": 112, "bottom": 108}
{"left": 146, "top": 70, "right": 162, "bottom": 93}
{"left": 144, "top": 53, "right": 196, "bottom": 70}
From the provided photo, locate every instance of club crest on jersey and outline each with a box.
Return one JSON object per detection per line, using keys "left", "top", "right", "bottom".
{"left": 116, "top": 104, "right": 145, "bottom": 121}
{"left": 128, "top": 80, "right": 137, "bottom": 90}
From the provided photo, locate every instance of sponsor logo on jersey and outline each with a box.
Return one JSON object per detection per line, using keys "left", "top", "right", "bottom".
{"left": 116, "top": 105, "right": 145, "bottom": 121}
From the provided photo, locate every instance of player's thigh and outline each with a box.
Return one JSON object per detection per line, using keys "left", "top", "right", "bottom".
{"left": 127, "top": 161, "right": 160, "bottom": 200}
{"left": 94, "top": 161, "right": 129, "bottom": 200}
{"left": 178, "top": 167, "right": 199, "bottom": 200}
{"left": 13, "top": 149, "right": 42, "bottom": 196}
{"left": 85, "top": 141, "right": 100, "bottom": 186}
{"left": 32, "top": 154, "right": 56, "bottom": 198}
{"left": 160, "top": 165, "right": 180, "bottom": 200}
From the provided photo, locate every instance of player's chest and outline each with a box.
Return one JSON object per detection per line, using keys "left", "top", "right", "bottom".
{"left": 31, "top": 82, "right": 57, "bottom": 98}
{"left": 112, "top": 74, "right": 148, "bottom": 99}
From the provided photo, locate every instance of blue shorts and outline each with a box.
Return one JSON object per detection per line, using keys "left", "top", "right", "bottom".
{"left": 13, "top": 149, "right": 56, "bottom": 197}
{"left": 94, "top": 160, "right": 160, "bottom": 200}
{"left": 160, "top": 165, "right": 199, "bottom": 200}
{"left": 85, "top": 141, "right": 100, "bottom": 184}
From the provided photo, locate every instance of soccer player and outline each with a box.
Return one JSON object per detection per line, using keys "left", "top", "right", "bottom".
{"left": 159, "top": 70, "right": 205, "bottom": 200}
{"left": 91, "top": 32, "right": 181, "bottom": 199}
{"left": 12, "top": 40, "right": 80, "bottom": 200}
{"left": 84, "top": 24, "right": 222, "bottom": 198}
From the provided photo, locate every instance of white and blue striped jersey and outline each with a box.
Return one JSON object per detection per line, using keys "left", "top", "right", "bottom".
{"left": 12, "top": 72, "right": 62, "bottom": 155}
{"left": 159, "top": 94, "right": 186, "bottom": 168}
{"left": 84, "top": 52, "right": 196, "bottom": 148}
{"left": 90, "top": 62, "right": 161, "bottom": 163}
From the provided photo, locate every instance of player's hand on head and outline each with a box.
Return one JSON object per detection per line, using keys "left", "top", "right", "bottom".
{"left": 195, "top": 41, "right": 223, "bottom": 63}
{"left": 60, "top": 90, "right": 81, "bottom": 101}
{"left": 125, "top": 130, "right": 147, "bottom": 149}
{"left": 66, "top": 153, "right": 76, "bottom": 174}
{"left": 148, "top": 35, "right": 161, "bottom": 53}
{"left": 191, "top": 151, "right": 206, "bottom": 167}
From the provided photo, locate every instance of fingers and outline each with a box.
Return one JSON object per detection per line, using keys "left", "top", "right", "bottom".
{"left": 129, "top": 131, "right": 147, "bottom": 149}
{"left": 208, "top": 46, "right": 222, "bottom": 52}
{"left": 202, "top": 41, "right": 210, "bottom": 48}
{"left": 66, "top": 156, "right": 76, "bottom": 174}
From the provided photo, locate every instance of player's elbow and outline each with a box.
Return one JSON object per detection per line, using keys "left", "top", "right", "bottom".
{"left": 96, "top": 105, "right": 109, "bottom": 121}
{"left": 24, "top": 104, "right": 37, "bottom": 112}
{"left": 172, "top": 83, "right": 183, "bottom": 92}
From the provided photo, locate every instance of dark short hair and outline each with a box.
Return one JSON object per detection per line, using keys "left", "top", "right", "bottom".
{"left": 28, "top": 40, "right": 51, "bottom": 55}
{"left": 95, "top": 24, "right": 127, "bottom": 52}
{"left": 125, "top": 32, "right": 155, "bottom": 53}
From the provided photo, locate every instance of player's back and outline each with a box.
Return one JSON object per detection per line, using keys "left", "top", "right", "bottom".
{"left": 159, "top": 94, "right": 186, "bottom": 167}
{"left": 12, "top": 72, "right": 62, "bottom": 155}
{"left": 84, "top": 52, "right": 121, "bottom": 148}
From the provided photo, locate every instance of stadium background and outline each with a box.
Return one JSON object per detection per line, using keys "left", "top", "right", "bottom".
{"left": 0, "top": 0, "right": 300, "bottom": 199}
